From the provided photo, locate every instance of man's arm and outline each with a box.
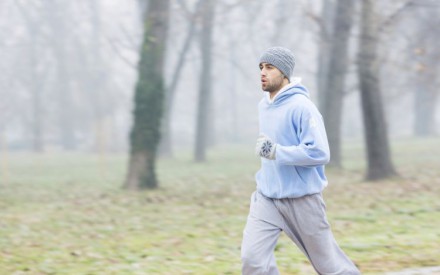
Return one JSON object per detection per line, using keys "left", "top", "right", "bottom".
{"left": 256, "top": 107, "right": 330, "bottom": 167}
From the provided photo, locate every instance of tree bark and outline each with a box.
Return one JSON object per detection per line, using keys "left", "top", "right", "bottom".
{"left": 321, "top": 0, "right": 355, "bottom": 167}
{"left": 124, "top": 0, "right": 170, "bottom": 189}
{"left": 194, "top": 0, "right": 215, "bottom": 162}
{"left": 357, "top": 0, "right": 397, "bottom": 180}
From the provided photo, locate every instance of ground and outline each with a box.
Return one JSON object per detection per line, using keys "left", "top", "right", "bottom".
{"left": 0, "top": 138, "right": 439, "bottom": 274}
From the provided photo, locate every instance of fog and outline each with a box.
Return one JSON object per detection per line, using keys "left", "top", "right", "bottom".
{"left": 1, "top": 0, "right": 439, "bottom": 153}
{"left": 1, "top": 1, "right": 440, "bottom": 273}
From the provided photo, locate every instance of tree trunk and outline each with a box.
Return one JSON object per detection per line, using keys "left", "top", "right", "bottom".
{"left": 89, "top": 0, "right": 108, "bottom": 153}
{"left": 29, "top": 19, "right": 44, "bottom": 152}
{"left": 47, "top": 3, "right": 76, "bottom": 150}
{"left": 271, "top": 0, "right": 289, "bottom": 44}
{"left": 16, "top": 2, "right": 45, "bottom": 152}
{"left": 413, "top": 75, "right": 437, "bottom": 136}
{"left": 317, "top": 0, "right": 335, "bottom": 111}
{"left": 412, "top": 9, "right": 440, "bottom": 137}
{"left": 124, "top": 0, "right": 170, "bottom": 190}
{"left": 321, "top": 0, "right": 355, "bottom": 167}
{"left": 194, "top": 0, "right": 215, "bottom": 162}
{"left": 159, "top": 0, "right": 203, "bottom": 158}
{"left": 357, "top": 0, "right": 397, "bottom": 180}
{"left": 0, "top": 125, "right": 10, "bottom": 185}
{"left": 228, "top": 37, "right": 239, "bottom": 142}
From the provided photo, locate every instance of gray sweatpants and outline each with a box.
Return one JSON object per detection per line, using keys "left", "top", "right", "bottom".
{"left": 241, "top": 191, "right": 360, "bottom": 275}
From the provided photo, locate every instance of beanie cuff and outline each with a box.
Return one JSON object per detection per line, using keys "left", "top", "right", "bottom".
{"left": 259, "top": 56, "right": 291, "bottom": 81}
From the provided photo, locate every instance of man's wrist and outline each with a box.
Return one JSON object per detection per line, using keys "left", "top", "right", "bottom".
{"left": 269, "top": 143, "right": 277, "bottom": 160}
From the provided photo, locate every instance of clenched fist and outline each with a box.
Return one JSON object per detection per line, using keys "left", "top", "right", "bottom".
{"left": 255, "top": 134, "right": 277, "bottom": 160}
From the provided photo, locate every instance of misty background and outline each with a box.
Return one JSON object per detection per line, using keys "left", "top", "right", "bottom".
{"left": 1, "top": 1, "right": 440, "bottom": 273}
{"left": 2, "top": 0, "right": 438, "bottom": 156}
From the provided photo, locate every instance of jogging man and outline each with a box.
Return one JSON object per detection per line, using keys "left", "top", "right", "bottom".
{"left": 241, "top": 47, "right": 360, "bottom": 275}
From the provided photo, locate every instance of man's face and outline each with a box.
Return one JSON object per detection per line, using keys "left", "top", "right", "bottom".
{"left": 259, "top": 62, "right": 285, "bottom": 93}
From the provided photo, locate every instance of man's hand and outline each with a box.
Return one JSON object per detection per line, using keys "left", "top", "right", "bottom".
{"left": 255, "top": 134, "right": 277, "bottom": 160}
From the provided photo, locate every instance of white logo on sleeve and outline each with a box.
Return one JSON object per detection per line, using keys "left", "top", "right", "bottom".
{"left": 309, "top": 117, "right": 317, "bottom": 128}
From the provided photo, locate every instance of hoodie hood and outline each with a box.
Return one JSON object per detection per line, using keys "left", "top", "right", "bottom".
{"left": 265, "top": 77, "right": 309, "bottom": 105}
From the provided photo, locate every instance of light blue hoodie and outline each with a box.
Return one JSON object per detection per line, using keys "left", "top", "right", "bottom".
{"left": 256, "top": 79, "right": 330, "bottom": 199}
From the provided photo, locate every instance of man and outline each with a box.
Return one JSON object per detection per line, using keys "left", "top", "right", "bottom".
{"left": 241, "top": 47, "right": 360, "bottom": 275}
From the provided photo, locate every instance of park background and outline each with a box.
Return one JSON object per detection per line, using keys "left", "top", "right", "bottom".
{"left": 1, "top": 0, "right": 439, "bottom": 274}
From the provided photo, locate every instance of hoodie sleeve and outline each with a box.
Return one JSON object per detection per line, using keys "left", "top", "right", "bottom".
{"left": 275, "top": 106, "right": 330, "bottom": 167}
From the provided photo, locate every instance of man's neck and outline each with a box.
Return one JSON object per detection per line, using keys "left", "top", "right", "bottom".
{"left": 269, "top": 80, "right": 290, "bottom": 100}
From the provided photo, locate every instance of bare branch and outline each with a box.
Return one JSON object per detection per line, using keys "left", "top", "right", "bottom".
{"left": 106, "top": 36, "right": 137, "bottom": 69}
{"left": 379, "top": 0, "right": 415, "bottom": 31}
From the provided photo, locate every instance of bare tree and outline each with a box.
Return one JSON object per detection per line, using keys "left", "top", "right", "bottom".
{"left": 88, "top": 0, "right": 107, "bottom": 152}
{"left": 411, "top": 3, "right": 440, "bottom": 136}
{"left": 317, "top": 0, "right": 335, "bottom": 111}
{"left": 159, "top": 0, "right": 203, "bottom": 158}
{"left": 194, "top": 0, "right": 216, "bottom": 162}
{"left": 124, "top": 0, "right": 170, "bottom": 189}
{"left": 15, "top": 1, "right": 46, "bottom": 152}
{"left": 320, "top": 0, "right": 355, "bottom": 167}
{"left": 357, "top": 0, "right": 397, "bottom": 180}
{"left": 271, "top": 0, "right": 290, "bottom": 44}
{"left": 45, "top": 2, "right": 77, "bottom": 150}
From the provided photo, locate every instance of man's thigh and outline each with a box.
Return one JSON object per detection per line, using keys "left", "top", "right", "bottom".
{"left": 241, "top": 214, "right": 281, "bottom": 259}
{"left": 241, "top": 191, "right": 284, "bottom": 260}
{"left": 241, "top": 192, "right": 283, "bottom": 274}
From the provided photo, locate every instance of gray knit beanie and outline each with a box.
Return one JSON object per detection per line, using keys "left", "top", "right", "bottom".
{"left": 259, "top": 47, "right": 295, "bottom": 81}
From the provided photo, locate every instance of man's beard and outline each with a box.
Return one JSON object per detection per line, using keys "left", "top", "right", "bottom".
{"left": 262, "top": 77, "right": 284, "bottom": 93}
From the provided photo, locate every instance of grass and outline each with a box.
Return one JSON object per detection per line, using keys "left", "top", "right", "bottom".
{"left": 0, "top": 138, "right": 439, "bottom": 274}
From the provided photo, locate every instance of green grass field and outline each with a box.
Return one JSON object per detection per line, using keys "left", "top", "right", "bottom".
{"left": 0, "top": 138, "right": 439, "bottom": 274}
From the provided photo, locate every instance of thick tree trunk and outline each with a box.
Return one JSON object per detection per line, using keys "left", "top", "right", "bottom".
{"left": 194, "top": 0, "right": 215, "bottom": 162}
{"left": 124, "top": 0, "right": 170, "bottom": 190}
{"left": 321, "top": 0, "right": 355, "bottom": 167}
{"left": 158, "top": 106, "right": 173, "bottom": 158}
{"left": 357, "top": 0, "right": 397, "bottom": 180}
{"left": 125, "top": 151, "right": 152, "bottom": 190}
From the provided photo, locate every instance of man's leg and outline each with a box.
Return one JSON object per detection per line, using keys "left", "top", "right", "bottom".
{"left": 241, "top": 191, "right": 283, "bottom": 275}
{"left": 276, "top": 193, "right": 360, "bottom": 275}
